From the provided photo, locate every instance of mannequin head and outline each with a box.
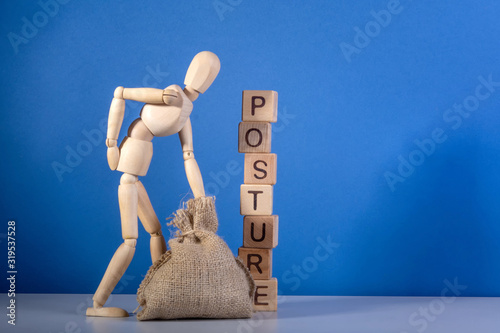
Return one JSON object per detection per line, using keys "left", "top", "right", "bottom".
{"left": 184, "top": 51, "right": 221, "bottom": 95}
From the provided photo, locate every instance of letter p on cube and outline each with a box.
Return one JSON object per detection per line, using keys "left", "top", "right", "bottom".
{"left": 242, "top": 90, "right": 278, "bottom": 122}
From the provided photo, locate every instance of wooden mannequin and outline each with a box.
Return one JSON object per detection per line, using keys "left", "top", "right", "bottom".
{"left": 86, "top": 51, "right": 221, "bottom": 317}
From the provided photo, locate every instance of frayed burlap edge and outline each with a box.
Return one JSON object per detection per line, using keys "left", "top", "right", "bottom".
{"left": 135, "top": 250, "right": 172, "bottom": 312}
{"left": 166, "top": 196, "right": 217, "bottom": 238}
{"left": 186, "top": 195, "right": 215, "bottom": 212}
{"left": 235, "top": 256, "right": 256, "bottom": 299}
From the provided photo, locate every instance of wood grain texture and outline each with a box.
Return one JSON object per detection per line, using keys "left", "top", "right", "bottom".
{"left": 243, "top": 215, "right": 278, "bottom": 249}
{"left": 238, "top": 247, "right": 272, "bottom": 280}
{"left": 240, "top": 184, "right": 273, "bottom": 215}
{"left": 253, "top": 278, "right": 278, "bottom": 312}
{"left": 238, "top": 122, "right": 272, "bottom": 153}
{"left": 242, "top": 90, "right": 278, "bottom": 123}
{"left": 244, "top": 153, "right": 277, "bottom": 185}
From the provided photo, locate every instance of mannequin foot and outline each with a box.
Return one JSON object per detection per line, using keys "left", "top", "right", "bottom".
{"left": 86, "top": 303, "right": 129, "bottom": 317}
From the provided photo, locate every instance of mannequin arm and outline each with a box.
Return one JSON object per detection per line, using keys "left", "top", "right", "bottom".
{"left": 122, "top": 88, "right": 163, "bottom": 104}
{"left": 178, "top": 118, "right": 205, "bottom": 198}
{"left": 121, "top": 87, "right": 181, "bottom": 105}
{"left": 105, "top": 87, "right": 126, "bottom": 170}
{"left": 106, "top": 86, "right": 181, "bottom": 170}
{"left": 107, "top": 86, "right": 179, "bottom": 141}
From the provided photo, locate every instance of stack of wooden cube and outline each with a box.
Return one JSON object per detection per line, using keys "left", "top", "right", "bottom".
{"left": 237, "top": 90, "right": 279, "bottom": 312}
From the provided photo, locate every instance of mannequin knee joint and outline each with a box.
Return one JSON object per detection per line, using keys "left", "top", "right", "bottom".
{"left": 183, "top": 151, "right": 194, "bottom": 161}
{"left": 150, "top": 231, "right": 163, "bottom": 238}
{"left": 124, "top": 239, "right": 137, "bottom": 248}
{"left": 120, "top": 173, "right": 138, "bottom": 185}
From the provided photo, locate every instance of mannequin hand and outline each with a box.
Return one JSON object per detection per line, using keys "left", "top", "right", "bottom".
{"left": 106, "top": 138, "right": 119, "bottom": 170}
{"left": 162, "top": 88, "right": 181, "bottom": 106}
{"left": 107, "top": 147, "right": 119, "bottom": 170}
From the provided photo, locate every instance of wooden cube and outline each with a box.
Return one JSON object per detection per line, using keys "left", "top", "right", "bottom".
{"left": 244, "top": 153, "right": 277, "bottom": 185}
{"left": 238, "top": 122, "right": 272, "bottom": 153}
{"left": 253, "top": 278, "right": 278, "bottom": 311}
{"left": 242, "top": 90, "right": 278, "bottom": 123}
{"left": 243, "top": 215, "right": 278, "bottom": 249}
{"left": 240, "top": 184, "right": 273, "bottom": 215}
{"left": 238, "top": 247, "right": 272, "bottom": 280}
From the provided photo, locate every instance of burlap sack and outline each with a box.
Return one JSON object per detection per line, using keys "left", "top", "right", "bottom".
{"left": 136, "top": 196, "right": 255, "bottom": 320}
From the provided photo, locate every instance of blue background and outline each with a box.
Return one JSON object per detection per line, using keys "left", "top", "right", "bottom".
{"left": 1, "top": 0, "right": 500, "bottom": 297}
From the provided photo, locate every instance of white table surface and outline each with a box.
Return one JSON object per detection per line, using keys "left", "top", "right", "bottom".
{"left": 1, "top": 293, "right": 498, "bottom": 332}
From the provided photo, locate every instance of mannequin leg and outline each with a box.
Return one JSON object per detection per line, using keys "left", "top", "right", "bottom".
{"left": 87, "top": 173, "right": 139, "bottom": 317}
{"left": 136, "top": 180, "right": 166, "bottom": 264}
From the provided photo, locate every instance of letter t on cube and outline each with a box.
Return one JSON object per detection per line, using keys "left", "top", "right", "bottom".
{"left": 240, "top": 184, "right": 273, "bottom": 215}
